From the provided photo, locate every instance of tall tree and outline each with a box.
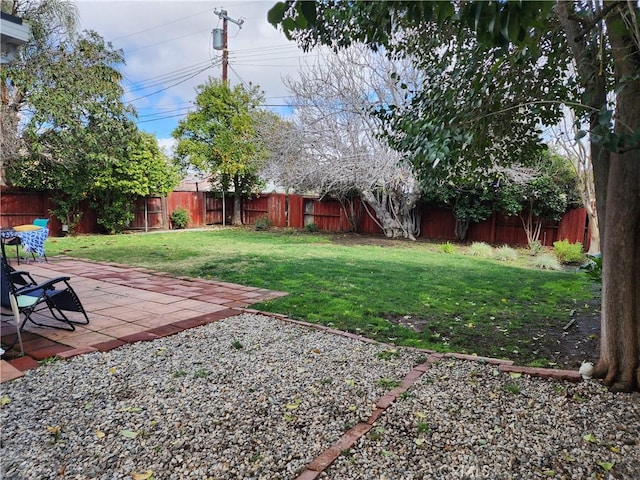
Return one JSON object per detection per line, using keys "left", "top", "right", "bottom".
{"left": 1, "top": 0, "right": 79, "bottom": 178}
{"left": 271, "top": 44, "right": 422, "bottom": 239}
{"left": 173, "top": 79, "right": 267, "bottom": 225}
{"left": 5, "top": 27, "right": 138, "bottom": 232}
{"left": 270, "top": 1, "right": 640, "bottom": 391}
{"left": 547, "top": 108, "right": 600, "bottom": 254}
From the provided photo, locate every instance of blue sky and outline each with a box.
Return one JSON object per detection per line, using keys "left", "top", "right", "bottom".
{"left": 76, "top": 0, "right": 325, "bottom": 151}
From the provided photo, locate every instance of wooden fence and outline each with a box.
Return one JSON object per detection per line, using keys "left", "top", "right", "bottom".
{"left": 0, "top": 187, "right": 590, "bottom": 248}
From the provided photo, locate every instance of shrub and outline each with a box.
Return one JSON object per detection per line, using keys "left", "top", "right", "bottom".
{"left": 254, "top": 215, "right": 273, "bottom": 231}
{"left": 467, "top": 242, "right": 493, "bottom": 258}
{"left": 528, "top": 240, "right": 545, "bottom": 256}
{"left": 304, "top": 222, "right": 319, "bottom": 233}
{"left": 96, "top": 197, "right": 135, "bottom": 234}
{"left": 529, "top": 253, "right": 562, "bottom": 271}
{"left": 170, "top": 208, "right": 189, "bottom": 229}
{"left": 553, "top": 239, "right": 584, "bottom": 264}
{"left": 580, "top": 254, "right": 602, "bottom": 283}
{"left": 441, "top": 241, "right": 457, "bottom": 254}
{"left": 494, "top": 245, "right": 518, "bottom": 262}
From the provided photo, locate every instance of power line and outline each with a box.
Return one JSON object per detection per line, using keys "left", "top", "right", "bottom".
{"left": 110, "top": 7, "right": 213, "bottom": 41}
{"left": 124, "top": 28, "right": 212, "bottom": 54}
{"left": 128, "top": 62, "right": 218, "bottom": 103}
{"left": 124, "top": 60, "right": 214, "bottom": 94}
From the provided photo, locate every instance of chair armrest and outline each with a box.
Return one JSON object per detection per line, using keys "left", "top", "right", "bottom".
{"left": 17, "top": 276, "right": 72, "bottom": 295}
{"left": 9, "top": 269, "right": 37, "bottom": 286}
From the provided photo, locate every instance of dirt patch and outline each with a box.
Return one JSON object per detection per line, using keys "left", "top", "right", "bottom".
{"left": 387, "top": 295, "right": 601, "bottom": 369}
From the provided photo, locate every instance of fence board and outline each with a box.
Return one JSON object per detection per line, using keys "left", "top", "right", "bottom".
{"left": 287, "top": 195, "right": 304, "bottom": 228}
{"left": 557, "top": 207, "right": 589, "bottom": 248}
{"left": 420, "top": 206, "right": 457, "bottom": 241}
{"left": 243, "top": 195, "right": 269, "bottom": 225}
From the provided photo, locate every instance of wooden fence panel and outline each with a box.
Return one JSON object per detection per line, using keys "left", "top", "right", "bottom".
{"left": 420, "top": 206, "right": 457, "bottom": 241}
{"left": 167, "top": 192, "right": 204, "bottom": 227}
{"left": 359, "top": 203, "right": 384, "bottom": 235}
{"left": 287, "top": 195, "right": 304, "bottom": 228}
{"left": 0, "top": 189, "right": 47, "bottom": 227}
{"left": 557, "top": 207, "right": 589, "bottom": 248}
{"left": 243, "top": 195, "right": 269, "bottom": 225}
{"left": 205, "top": 194, "right": 232, "bottom": 225}
{"left": 0, "top": 188, "right": 593, "bottom": 248}
{"left": 268, "top": 194, "right": 287, "bottom": 227}
{"left": 131, "top": 197, "right": 165, "bottom": 231}
{"left": 311, "top": 199, "right": 344, "bottom": 231}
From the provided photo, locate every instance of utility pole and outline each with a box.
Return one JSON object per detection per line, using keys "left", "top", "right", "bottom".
{"left": 213, "top": 9, "right": 244, "bottom": 83}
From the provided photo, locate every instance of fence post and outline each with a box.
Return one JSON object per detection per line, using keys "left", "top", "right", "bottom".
{"left": 162, "top": 197, "right": 168, "bottom": 229}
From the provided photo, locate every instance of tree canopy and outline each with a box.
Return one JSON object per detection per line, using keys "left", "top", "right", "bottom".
{"left": 173, "top": 79, "right": 268, "bottom": 225}
{"left": 2, "top": 1, "right": 180, "bottom": 234}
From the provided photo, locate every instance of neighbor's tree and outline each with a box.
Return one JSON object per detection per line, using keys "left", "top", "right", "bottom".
{"left": 497, "top": 152, "right": 581, "bottom": 247}
{"left": 276, "top": 44, "right": 422, "bottom": 239}
{"left": 5, "top": 28, "right": 138, "bottom": 232}
{"left": 92, "top": 132, "right": 181, "bottom": 234}
{"left": 173, "top": 79, "right": 268, "bottom": 225}
{"left": 270, "top": 1, "right": 640, "bottom": 391}
{"left": 547, "top": 108, "right": 600, "bottom": 254}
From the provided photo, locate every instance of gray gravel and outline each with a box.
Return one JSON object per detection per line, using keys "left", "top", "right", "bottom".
{"left": 1, "top": 313, "right": 639, "bottom": 480}
{"left": 323, "top": 359, "right": 640, "bottom": 480}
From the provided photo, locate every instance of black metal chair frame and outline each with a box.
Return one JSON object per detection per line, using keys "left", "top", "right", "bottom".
{"left": 1, "top": 254, "right": 90, "bottom": 353}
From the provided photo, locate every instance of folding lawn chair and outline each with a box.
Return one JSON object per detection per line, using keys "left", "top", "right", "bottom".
{"left": 0, "top": 253, "right": 89, "bottom": 354}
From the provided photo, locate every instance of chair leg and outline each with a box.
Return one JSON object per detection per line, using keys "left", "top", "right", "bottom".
{"left": 30, "top": 252, "right": 47, "bottom": 262}
{"left": 15, "top": 244, "right": 20, "bottom": 265}
{"left": 26, "top": 313, "right": 76, "bottom": 331}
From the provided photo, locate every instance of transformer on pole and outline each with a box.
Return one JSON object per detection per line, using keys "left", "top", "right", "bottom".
{"left": 212, "top": 8, "right": 244, "bottom": 83}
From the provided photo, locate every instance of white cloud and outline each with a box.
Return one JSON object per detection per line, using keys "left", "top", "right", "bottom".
{"left": 76, "top": 0, "right": 320, "bottom": 139}
{"left": 157, "top": 137, "right": 176, "bottom": 157}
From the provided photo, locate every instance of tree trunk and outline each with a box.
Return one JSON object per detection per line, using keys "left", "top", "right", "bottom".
{"left": 231, "top": 174, "right": 243, "bottom": 226}
{"left": 595, "top": 145, "right": 640, "bottom": 391}
{"left": 555, "top": 2, "right": 640, "bottom": 391}
{"left": 585, "top": 201, "right": 600, "bottom": 255}
{"left": 592, "top": 7, "right": 640, "bottom": 391}
{"left": 360, "top": 189, "right": 419, "bottom": 240}
{"left": 454, "top": 219, "right": 470, "bottom": 242}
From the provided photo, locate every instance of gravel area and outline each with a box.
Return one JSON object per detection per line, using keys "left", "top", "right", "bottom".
{"left": 324, "top": 359, "right": 640, "bottom": 480}
{"left": 1, "top": 313, "right": 639, "bottom": 480}
{"left": 0, "top": 313, "right": 419, "bottom": 479}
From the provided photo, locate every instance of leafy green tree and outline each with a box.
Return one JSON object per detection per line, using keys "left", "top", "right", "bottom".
{"left": 1, "top": 0, "right": 79, "bottom": 173}
{"left": 498, "top": 153, "right": 581, "bottom": 247}
{"left": 424, "top": 179, "right": 497, "bottom": 243}
{"left": 4, "top": 27, "right": 138, "bottom": 232}
{"left": 173, "top": 78, "right": 268, "bottom": 225}
{"left": 92, "top": 132, "right": 181, "bottom": 234}
{"left": 270, "top": 1, "right": 640, "bottom": 391}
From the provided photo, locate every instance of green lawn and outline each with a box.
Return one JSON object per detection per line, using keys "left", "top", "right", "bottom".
{"left": 45, "top": 228, "right": 596, "bottom": 365}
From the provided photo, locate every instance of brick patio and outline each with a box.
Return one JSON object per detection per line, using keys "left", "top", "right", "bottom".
{"left": 1, "top": 258, "right": 287, "bottom": 383}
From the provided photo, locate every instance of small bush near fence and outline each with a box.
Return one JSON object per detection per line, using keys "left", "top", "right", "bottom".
{"left": 170, "top": 208, "right": 190, "bottom": 229}
{"left": 441, "top": 241, "right": 457, "bottom": 254}
{"left": 553, "top": 239, "right": 584, "bottom": 264}
{"left": 254, "top": 215, "right": 273, "bottom": 231}
{"left": 494, "top": 245, "right": 518, "bottom": 262}
{"left": 530, "top": 253, "right": 562, "bottom": 271}
{"left": 304, "top": 222, "right": 319, "bottom": 233}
